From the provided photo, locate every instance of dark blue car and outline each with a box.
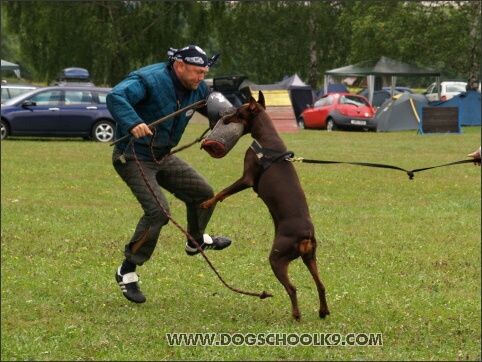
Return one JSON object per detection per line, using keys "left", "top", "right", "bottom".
{"left": 1, "top": 86, "right": 115, "bottom": 142}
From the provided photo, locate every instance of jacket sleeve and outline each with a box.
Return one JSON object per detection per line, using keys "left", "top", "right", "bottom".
{"left": 106, "top": 76, "right": 148, "bottom": 132}
{"left": 193, "top": 83, "right": 211, "bottom": 118}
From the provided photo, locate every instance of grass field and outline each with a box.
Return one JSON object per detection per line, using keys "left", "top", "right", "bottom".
{"left": 1, "top": 125, "right": 480, "bottom": 361}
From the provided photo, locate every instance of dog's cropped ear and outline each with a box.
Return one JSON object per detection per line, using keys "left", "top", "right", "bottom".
{"left": 257, "top": 91, "right": 266, "bottom": 110}
{"left": 248, "top": 96, "right": 258, "bottom": 111}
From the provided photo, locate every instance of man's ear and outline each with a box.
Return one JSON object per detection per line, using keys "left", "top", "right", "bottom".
{"left": 173, "top": 60, "right": 183, "bottom": 73}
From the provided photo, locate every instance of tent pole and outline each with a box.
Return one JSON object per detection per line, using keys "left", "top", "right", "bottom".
{"left": 436, "top": 76, "right": 441, "bottom": 100}
{"left": 391, "top": 76, "right": 396, "bottom": 97}
{"left": 368, "top": 75, "right": 374, "bottom": 105}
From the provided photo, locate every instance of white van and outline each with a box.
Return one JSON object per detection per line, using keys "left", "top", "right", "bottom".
{"left": 424, "top": 81, "right": 467, "bottom": 102}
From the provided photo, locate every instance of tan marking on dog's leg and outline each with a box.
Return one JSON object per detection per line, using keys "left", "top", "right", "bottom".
{"left": 299, "top": 238, "right": 313, "bottom": 255}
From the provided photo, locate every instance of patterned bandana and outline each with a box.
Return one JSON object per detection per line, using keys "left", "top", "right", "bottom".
{"left": 167, "top": 45, "right": 220, "bottom": 68}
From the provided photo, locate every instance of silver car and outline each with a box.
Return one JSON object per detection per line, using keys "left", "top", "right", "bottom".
{"left": 1, "top": 83, "right": 40, "bottom": 104}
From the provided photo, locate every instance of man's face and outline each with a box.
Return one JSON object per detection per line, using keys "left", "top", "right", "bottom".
{"left": 175, "top": 61, "right": 209, "bottom": 90}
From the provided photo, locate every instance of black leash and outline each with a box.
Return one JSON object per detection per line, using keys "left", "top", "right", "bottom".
{"left": 289, "top": 157, "right": 481, "bottom": 180}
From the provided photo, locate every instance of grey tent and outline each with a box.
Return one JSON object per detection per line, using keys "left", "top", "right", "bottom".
{"left": 324, "top": 56, "right": 440, "bottom": 105}
{"left": 375, "top": 93, "right": 429, "bottom": 132}
{"left": 1, "top": 60, "right": 21, "bottom": 79}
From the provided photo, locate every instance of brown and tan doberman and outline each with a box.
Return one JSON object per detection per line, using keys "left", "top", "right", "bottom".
{"left": 200, "top": 91, "right": 330, "bottom": 321}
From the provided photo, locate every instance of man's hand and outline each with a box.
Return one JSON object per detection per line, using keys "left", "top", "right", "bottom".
{"left": 131, "top": 123, "right": 153, "bottom": 138}
{"left": 467, "top": 147, "right": 481, "bottom": 166}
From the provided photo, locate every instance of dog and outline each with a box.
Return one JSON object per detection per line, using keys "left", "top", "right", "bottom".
{"left": 200, "top": 91, "right": 330, "bottom": 321}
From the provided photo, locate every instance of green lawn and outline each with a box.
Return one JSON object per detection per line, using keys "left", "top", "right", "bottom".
{"left": 1, "top": 125, "right": 480, "bottom": 361}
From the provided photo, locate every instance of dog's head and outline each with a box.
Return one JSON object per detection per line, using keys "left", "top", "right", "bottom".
{"left": 221, "top": 91, "right": 266, "bottom": 134}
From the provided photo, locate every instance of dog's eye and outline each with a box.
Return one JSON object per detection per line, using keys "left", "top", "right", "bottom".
{"left": 219, "top": 107, "right": 237, "bottom": 117}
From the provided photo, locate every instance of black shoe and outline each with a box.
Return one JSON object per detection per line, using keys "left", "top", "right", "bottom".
{"left": 185, "top": 234, "right": 232, "bottom": 256}
{"left": 115, "top": 267, "right": 146, "bottom": 303}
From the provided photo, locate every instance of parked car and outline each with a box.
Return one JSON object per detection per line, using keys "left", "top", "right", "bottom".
{"left": 423, "top": 81, "right": 467, "bottom": 102}
{"left": 382, "top": 86, "right": 414, "bottom": 94}
{"left": 1, "top": 83, "right": 41, "bottom": 104}
{"left": 1, "top": 86, "right": 115, "bottom": 142}
{"left": 212, "top": 75, "right": 248, "bottom": 107}
{"left": 298, "top": 92, "right": 376, "bottom": 131}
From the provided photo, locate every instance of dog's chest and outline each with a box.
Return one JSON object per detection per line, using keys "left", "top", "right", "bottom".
{"left": 257, "top": 161, "right": 305, "bottom": 198}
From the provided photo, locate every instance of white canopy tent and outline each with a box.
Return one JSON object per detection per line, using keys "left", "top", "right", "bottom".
{"left": 1, "top": 59, "right": 21, "bottom": 79}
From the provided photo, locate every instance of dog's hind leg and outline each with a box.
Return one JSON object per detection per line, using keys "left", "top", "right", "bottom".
{"left": 269, "top": 246, "right": 301, "bottom": 321}
{"left": 300, "top": 238, "right": 330, "bottom": 319}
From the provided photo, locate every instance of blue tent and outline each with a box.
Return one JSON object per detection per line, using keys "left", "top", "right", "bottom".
{"left": 316, "top": 83, "right": 348, "bottom": 98}
{"left": 429, "top": 91, "right": 481, "bottom": 126}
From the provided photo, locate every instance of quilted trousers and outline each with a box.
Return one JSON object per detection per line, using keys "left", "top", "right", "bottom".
{"left": 112, "top": 148, "right": 215, "bottom": 265}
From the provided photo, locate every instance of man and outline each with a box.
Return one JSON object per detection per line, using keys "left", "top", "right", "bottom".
{"left": 107, "top": 45, "right": 232, "bottom": 304}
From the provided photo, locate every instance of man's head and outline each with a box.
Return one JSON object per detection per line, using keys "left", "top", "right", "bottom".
{"left": 168, "top": 45, "right": 220, "bottom": 90}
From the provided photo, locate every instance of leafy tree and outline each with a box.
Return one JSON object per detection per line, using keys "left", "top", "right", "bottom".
{"left": 85, "top": 1, "right": 182, "bottom": 85}
{"left": 424, "top": 1, "right": 481, "bottom": 89}
{"left": 341, "top": 1, "right": 481, "bottom": 87}
{"left": 213, "top": 1, "right": 346, "bottom": 88}
{"left": 1, "top": 1, "right": 479, "bottom": 90}
{"left": 1, "top": 1, "right": 217, "bottom": 85}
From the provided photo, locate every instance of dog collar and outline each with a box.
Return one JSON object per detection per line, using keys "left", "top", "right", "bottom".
{"left": 250, "top": 140, "right": 294, "bottom": 169}
{"left": 250, "top": 140, "right": 295, "bottom": 193}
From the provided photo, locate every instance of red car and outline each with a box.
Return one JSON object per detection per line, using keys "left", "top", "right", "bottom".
{"left": 298, "top": 92, "right": 376, "bottom": 131}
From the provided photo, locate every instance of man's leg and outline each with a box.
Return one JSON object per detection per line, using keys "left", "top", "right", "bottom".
{"left": 155, "top": 154, "right": 232, "bottom": 255}
{"left": 112, "top": 150, "right": 170, "bottom": 302}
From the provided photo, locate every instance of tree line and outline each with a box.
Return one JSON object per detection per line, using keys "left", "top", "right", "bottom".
{"left": 1, "top": 1, "right": 480, "bottom": 91}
